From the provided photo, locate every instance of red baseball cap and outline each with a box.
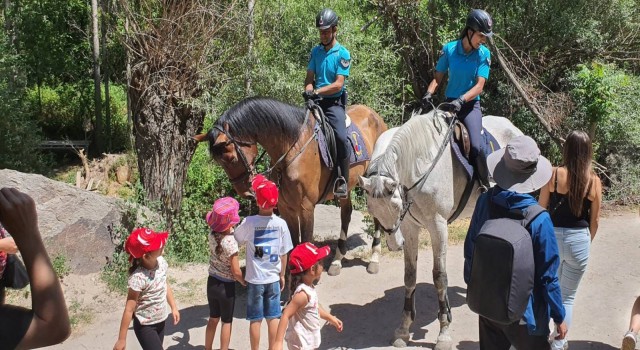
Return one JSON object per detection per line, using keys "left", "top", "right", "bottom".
{"left": 289, "top": 242, "right": 331, "bottom": 275}
{"left": 252, "top": 176, "right": 278, "bottom": 209}
{"left": 206, "top": 197, "right": 241, "bottom": 232}
{"left": 125, "top": 228, "right": 169, "bottom": 259}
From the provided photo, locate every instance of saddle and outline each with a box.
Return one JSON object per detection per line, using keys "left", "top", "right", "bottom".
{"left": 453, "top": 120, "right": 471, "bottom": 160}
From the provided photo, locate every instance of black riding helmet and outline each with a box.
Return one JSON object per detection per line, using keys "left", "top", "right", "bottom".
{"left": 466, "top": 9, "right": 493, "bottom": 37}
{"left": 316, "top": 8, "right": 338, "bottom": 30}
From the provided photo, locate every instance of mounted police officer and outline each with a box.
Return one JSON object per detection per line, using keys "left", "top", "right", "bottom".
{"left": 303, "top": 8, "right": 352, "bottom": 198}
{"left": 423, "top": 9, "right": 494, "bottom": 191}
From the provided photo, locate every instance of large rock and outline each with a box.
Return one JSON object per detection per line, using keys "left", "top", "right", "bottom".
{"left": 0, "top": 169, "right": 123, "bottom": 274}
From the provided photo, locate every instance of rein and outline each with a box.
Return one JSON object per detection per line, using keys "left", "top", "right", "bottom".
{"left": 216, "top": 101, "right": 318, "bottom": 183}
{"left": 368, "top": 109, "right": 458, "bottom": 235}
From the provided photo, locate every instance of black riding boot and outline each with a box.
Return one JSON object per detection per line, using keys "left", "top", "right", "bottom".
{"left": 474, "top": 151, "right": 491, "bottom": 192}
{"left": 334, "top": 157, "right": 350, "bottom": 198}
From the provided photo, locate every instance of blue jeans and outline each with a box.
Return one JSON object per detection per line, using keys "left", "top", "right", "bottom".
{"left": 551, "top": 226, "right": 591, "bottom": 349}
{"left": 246, "top": 281, "right": 281, "bottom": 321}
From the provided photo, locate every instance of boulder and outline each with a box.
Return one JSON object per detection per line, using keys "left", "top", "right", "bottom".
{"left": 0, "top": 169, "right": 123, "bottom": 274}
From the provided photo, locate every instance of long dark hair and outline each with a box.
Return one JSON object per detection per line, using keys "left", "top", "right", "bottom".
{"left": 562, "top": 130, "right": 594, "bottom": 217}
{"left": 289, "top": 273, "right": 304, "bottom": 302}
{"left": 212, "top": 231, "right": 224, "bottom": 255}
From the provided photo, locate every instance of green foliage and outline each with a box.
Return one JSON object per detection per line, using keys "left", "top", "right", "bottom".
{"left": 251, "top": 0, "right": 405, "bottom": 124}
{"left": 0, "top": 27, "right": 49, "bottom": 172}
{"left": 51, "top": 254, "right": 71, "bottom": 280}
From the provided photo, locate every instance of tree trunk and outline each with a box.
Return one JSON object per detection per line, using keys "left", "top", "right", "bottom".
{"left": 129, "top": 69, "right": 203, "bottom": 224}
{"left": 91, "top": 0, "right": 102, "bottom": 154}
{"left": 245, "top": 0, "right": 255, "bottom": 95}
{"left": 101, "top": 0, "right": 111, "bottom": 150}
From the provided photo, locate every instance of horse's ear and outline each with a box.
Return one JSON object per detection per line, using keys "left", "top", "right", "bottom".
{"left": 193, "top": 133, "right": 208, "bottom": 143}
{"left": 358, "top": 176, "right": 371, "bottom": 192}
{"left": 224, "top": 122, "right": 230, "bottom": 133}
{"left": 381, "top": 176, "right": 398, "bottom": 193}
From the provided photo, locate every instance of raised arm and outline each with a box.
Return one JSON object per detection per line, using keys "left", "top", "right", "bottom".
{"left": 0, "top": 188, "right": 70, "bottom": 350}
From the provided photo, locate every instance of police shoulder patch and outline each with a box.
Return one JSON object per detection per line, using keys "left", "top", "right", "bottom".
{"left": 340, "top": 58, "right": 351, "bottom": 68}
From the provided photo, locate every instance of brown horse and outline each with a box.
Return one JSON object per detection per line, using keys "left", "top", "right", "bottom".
{"left": 196, "top": 97, "right": 388, "bottom": 275}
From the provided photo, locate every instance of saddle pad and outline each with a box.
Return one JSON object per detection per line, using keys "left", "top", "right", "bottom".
{"left": 317, "top": 122, "right": 370, "bottom": 169}
{"left": 451, "top": 128, "right": 500, "bottom": 180}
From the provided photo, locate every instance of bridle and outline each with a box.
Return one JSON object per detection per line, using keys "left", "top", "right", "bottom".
{"left": 213, "top": 125, "right": 264, "bottom": 185}
{"left": 365, "top": 109, "right": 457, "bottom": 236}
{"left": 212, "top": 105, "right": 316, "bottom": 186}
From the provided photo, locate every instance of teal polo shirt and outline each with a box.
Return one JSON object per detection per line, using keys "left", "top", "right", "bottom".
{"left": 435, "top": 39, "right": 491, "bottom": 101}
{"left": 307, "top": 42, "right": 351, "bottom": 98}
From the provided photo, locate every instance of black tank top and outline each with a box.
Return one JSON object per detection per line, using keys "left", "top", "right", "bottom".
{"left": 548, "top": 170, "right": 592, "bottom": 228}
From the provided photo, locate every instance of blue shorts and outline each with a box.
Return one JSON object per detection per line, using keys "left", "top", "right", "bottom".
{"left": 246, "top": 281, "right": 281, "bottom": 321}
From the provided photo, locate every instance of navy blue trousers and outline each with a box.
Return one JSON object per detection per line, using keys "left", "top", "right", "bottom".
{"left": 318, "top": 95, "right": 349, "bottom": 161}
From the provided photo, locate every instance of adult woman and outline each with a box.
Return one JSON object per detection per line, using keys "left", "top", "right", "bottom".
{"left": 422, "top": 9, "right": 493, "bottom": 190}
{"left": 539, "top": 130, "right": 602, "bottom": 350}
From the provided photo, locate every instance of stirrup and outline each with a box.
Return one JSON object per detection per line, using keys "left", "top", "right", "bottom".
{"left": 333, "top": 176, "right": 348, "bottom": 198}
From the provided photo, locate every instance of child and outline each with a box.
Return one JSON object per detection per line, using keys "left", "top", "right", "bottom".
{"left": 204, "top": 197, "right": 246, "bottom": 350}
{"left": 113, "top": 228, "right": 180, "bottom": 350}
{"left": 273, "top": 242, "right": 343, "bottom": 350}
{"left": 234, "top": 175, "right": 294, "bottom": 350}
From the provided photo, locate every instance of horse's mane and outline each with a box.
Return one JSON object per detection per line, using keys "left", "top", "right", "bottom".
{"left": 211, "top": 97, "right": 306, "bottom": 144}
{"left": 367, "top": 110, "right": 449, "bottom": 195}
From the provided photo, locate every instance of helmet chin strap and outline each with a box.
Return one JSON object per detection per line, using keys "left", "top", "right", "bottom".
{"left": 321, "top": 28, "right": 336, "bottom": 48}
{"left": 466, "top": 29, "right": 479, "bottom": 50}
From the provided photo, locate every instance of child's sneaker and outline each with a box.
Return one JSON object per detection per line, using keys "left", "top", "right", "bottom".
{"left": 622, "top": 331, "right": 637, "bottom": 350}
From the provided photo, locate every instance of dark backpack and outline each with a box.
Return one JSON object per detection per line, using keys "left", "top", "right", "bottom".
{"left": 467, "top": 199, "right": 546, "bottom": 325}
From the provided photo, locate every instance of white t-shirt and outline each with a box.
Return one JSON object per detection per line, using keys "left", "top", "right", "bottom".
{"left": 285, "top": 283, "right": 322, "bottom": 350}
{"left": 234, "top": 214, "right": 293, "bottom": 284}
{"left": 128, "top": 256, "right": 170, "bottom": 325}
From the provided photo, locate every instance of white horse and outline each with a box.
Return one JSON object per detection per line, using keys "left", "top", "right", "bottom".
{"left": 359, "top": 109, "right": 522, "bottom": 349}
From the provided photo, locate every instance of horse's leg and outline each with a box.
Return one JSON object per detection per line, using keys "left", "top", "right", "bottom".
{"left": 328, "top": 196, "right": 352, "bottom": 276}
{"left": 392, "top": 223, "right": 419, "bottom": 348}
{"left": 425, "top": 216, "right": 453, "bottom": 350}
{"left": 367, "top": 218, "right": 382, "bottom": 274}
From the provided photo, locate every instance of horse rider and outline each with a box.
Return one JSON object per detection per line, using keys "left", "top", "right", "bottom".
{"left": 422, "top": 9, "right": 494, "bottom": 191}
{"left": 303, "top": 8, "right": 352, "bottom": 198}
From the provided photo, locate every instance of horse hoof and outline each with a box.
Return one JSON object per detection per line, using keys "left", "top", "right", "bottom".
{"left": 391, "top": 338, "right": 408, "bottom": 348}
{"left": 434, "top": 336, "right": 453, "bottom": 350}
{"left": 327, "top": 264, "right": 341, "bottom": 276}
{"left": 366, "top": 262, "right": 379, "bottom": 274}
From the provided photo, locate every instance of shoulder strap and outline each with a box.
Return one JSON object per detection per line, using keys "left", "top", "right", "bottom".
{"left": 522, "top": 204, "right": 546, "bottom": 228}
{"left": 553, "top": 168, "right": 559, "bottom": 192}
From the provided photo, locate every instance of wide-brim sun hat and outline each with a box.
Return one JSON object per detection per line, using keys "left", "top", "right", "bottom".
{"left": 206, "top": 197, "right": 241, "bottom": 232}
{"left": 486, "top": 135, "right": 552, "bottom": 194}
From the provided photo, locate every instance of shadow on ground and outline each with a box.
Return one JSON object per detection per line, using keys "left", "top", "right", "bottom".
{"left": 320, "top": 282, "right": 467, "bottom": 349}
{"left": 165, "top": 284, "right": 248, "bottom": 350}
{"left": 456, "top": 339, "right": 618, "bottom": 349}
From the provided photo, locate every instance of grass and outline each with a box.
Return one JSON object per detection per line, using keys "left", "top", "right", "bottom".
{"left": 68, "top": 299, "right": 94, "bottom": 329}
{"left": 52, "top": 254, "right": 71, "bottom": 281}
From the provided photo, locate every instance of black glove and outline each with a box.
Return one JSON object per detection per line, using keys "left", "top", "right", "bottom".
{"left": 421, "top": 92, "right": 433, "bottom": 108}
{"left": 302, "top": 90, "right": 318, "bottom": 101}
{"left": 448, "top": 96, "right": 465, "bottom": 113}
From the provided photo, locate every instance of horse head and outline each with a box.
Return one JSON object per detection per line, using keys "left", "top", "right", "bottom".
{"left": 359, "top": 173, "right": 405, "bottom": 251}
{"left": 194, "top": 125, "right": 258, "bottom": 198}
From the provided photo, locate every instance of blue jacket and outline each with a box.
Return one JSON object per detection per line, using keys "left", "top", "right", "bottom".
{"left": 464, "top": 188, "right": 565, "bottom": 336}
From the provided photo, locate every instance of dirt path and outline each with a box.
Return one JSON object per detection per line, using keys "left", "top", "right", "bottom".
{"left": 43, "top": 207, "right": 639, "bottom": 349}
